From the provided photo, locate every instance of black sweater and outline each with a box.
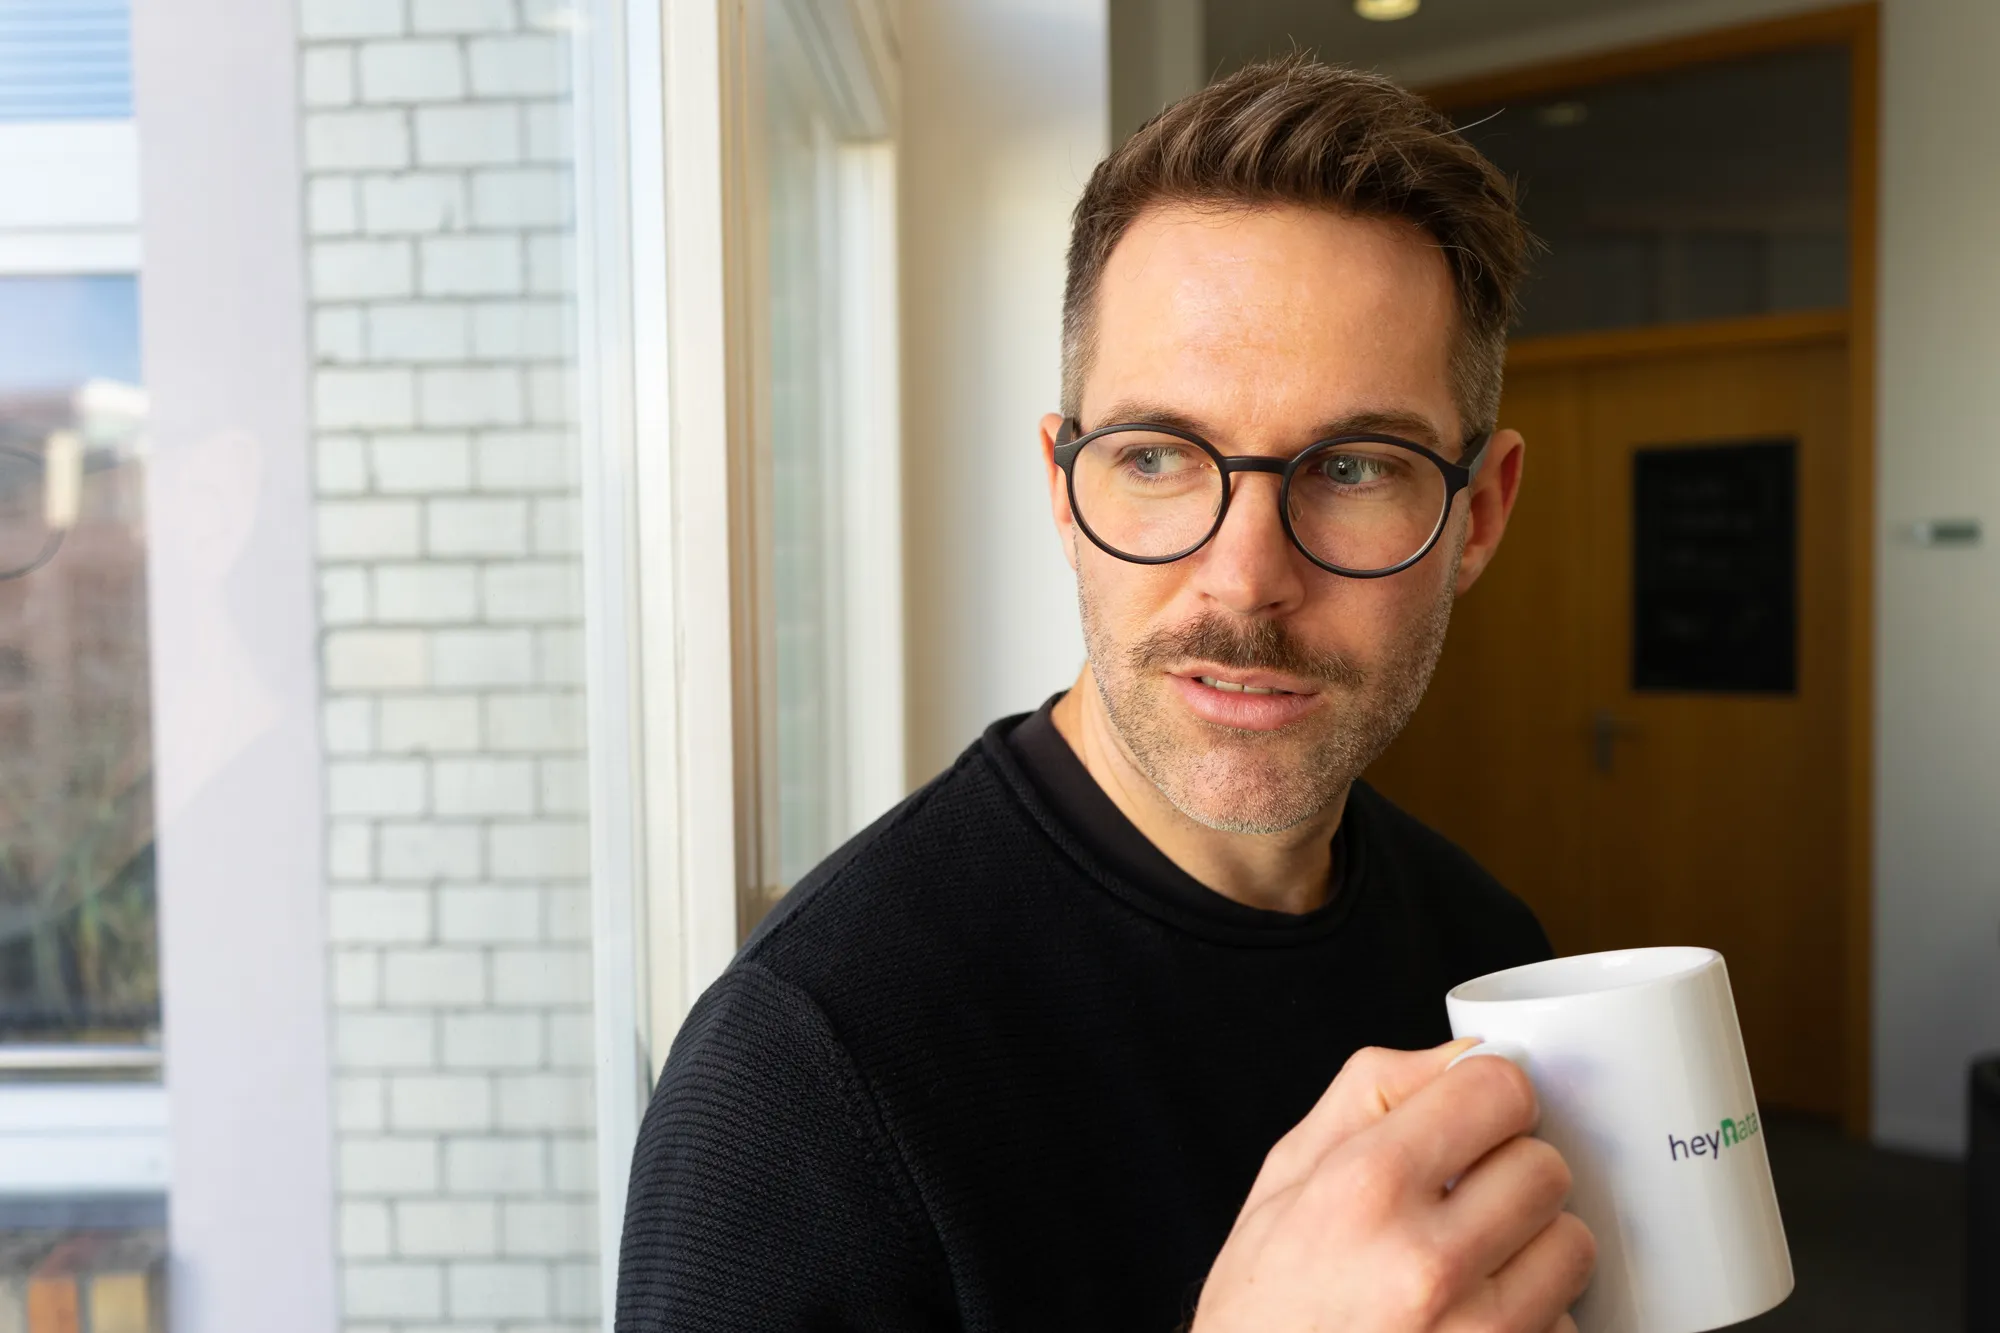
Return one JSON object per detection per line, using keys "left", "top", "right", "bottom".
{"left": 617, "top": 704, "right": 1553, "bottom": 1332}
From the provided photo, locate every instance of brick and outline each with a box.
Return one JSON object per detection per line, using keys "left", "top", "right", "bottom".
{"left": 549, "top": 1134, "right": 594, "bottom": 1195}
{"left": 473, "top": 430, "right": 575, "bottom": 490}
{"left": 470, "top": 301, "right": 569, "bottom": 360}
{"left": 547, "top": 1012, "right": 594, "bottom": 1070}
{"left": 374, "top": 562, "right": 480, "bottom": 623}
{"left": 368, "top": 301, "right": 471, "bottom": 361}
{"left": 323, "top": 697, "right": 375, "bottom": 754}
{"left": 531, "top": 496, "right": 579, "bottom": 554}
{"left": 333, "top": 949, "right": 382, "bottom": 1007}
{"left": 320, "top": 499, "right": 422, "bottom": 560}
{"left": 439, "top": 887, "right": 542, "bottom": 943}
{"left": 302, "top": 0, "right": 405, "bottom": 38}
{"left": 398, "top": 1200, "right": 499, "bottom": 1257}
{"left": 523, "top": 99, "right": 571, "bottom": 163}
{"left": 526, "top": 365, "right": 573, "bottom": 426}
{"left": 491, "top": 947, "right": 590, "bottom": 1006}
{"left": 371, "top": 432, "right": 474, "bottom": 491}
{"left": 303, "top": 45, "right": 357, "bottom": 106}
{"left": 328, "top": 758, "right": 428, "bottom": 817}
{"left": 378, "top": 694, "right": 482, "bottom": 752}
{"left": 416, "top": 103, "right": 522, "bottom": 166}
{"left": 471, "top": 166, "right": 570, "bottom": 228}
{"left": 337, "top": 1012, "right": 438, "bottom": 1069}
{"left": 434, "top": 758, "right": 537, "bottom": 815}
{"left": 486, "top": 693, "right": 582, "bottom": 752}
{"left": 329, "top": 887, "right": 432, "bottom": 944}
{"left": 421, "top": 368, "right": 526, "bottom": 428}
{"left": 481, "top": 561, "right": 576, "bottom": 622}
{"left": 320, "top": 566, "right": 371, "bottom": 626}
{"left": 326, "top": 629, "right": 429, "bottom": 690}
{"left": 316, "top": 366, "right": 416, "bottom": 430}
{"left": 495, "top": 1073, "right": 592, "bottom": 1132}
{"left": 488, "top": 822, "right": 588, "bottom": 881}
{"left": 389, "top": 1074, "right": 494, "bottom": 1132}
{"left": 468, "top": 33, "right": 567, "bottom": 96}
{"left": 427, "top": 496, "right": 528, "bottom": 554}
{"left": 432, "top": 628, "right": 536, "bottom": 687}
{"left": 379, "top": 821, "right": 484, "bottom": 879}
{"left": 542, "top": 885, "right": 591, "bottom": 942}
{"left": 444, "top": 1136, "right": 547, "bottom": 1193}
{"left": 501, "top": 1200, "right": 594, "bottom": 1257}
{"left": 316, "top": 433, "right": 370, "bottom": 493}
{"left": 313, "top": 238, "right": 415, "bottom": 300}
{"left": 328, "top": 821, "right": 374, "bottom": 881}
{"left": 342, "top": 1262, "right": 444, "bottom": 1321}
{"left": 361, "top": 172, "right": 469, "bottom": 234}
{"left": 308, "top": 176, "right": 359, "bottom": 236}
{"left": 442, "top": 1014, "right": 545, "bottom": 1070}
{"left": 526, "top": 231, "right": 573, "bottom": 293}
{"left": 359, "top": 39, "right": 465, "bottom": 102}
{"left": 536, "top": 626, "right": 586, "bottom": 685}
{"left": 412, "top": 0, "right": 514, "bottom": 32}
{"left": 341, "top": 1200, "right": 393, "bottom": 1258}
{"left": 383, "top": 948, "right": 488, "bottom": 1005}
{"left": 539, "top": 758, "right": 587, "bottom": 816}
{"left": 422, "top": 234, "right": 524, "bottom": 296}
{"left": 449, "top": 1262, "right": 549, "bottom": 1319}
{"left": 553, "top": 1259, "right": 599, "bottom": 1319}
{"left": 314, "top": 305, "right": 365, "bottom": 361}
{"left": 305, "top": 109, "right": 412, "bottom": 170}
{"left": 336, "top": 1076, "right": 387, "bottom": 1132}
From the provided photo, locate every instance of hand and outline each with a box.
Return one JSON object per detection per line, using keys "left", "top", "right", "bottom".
{"left": 1191, "top": 1038, "right": 1595, "bottom": 1333}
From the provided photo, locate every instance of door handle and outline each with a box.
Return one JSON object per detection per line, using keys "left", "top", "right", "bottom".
{"left": 1592, "top": 709, "right": 1638, "bottom": 774}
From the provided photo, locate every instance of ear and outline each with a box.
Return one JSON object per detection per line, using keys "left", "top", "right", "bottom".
{"left": 1041, "top": 411, "right": 1080, "bottom": 572}
{"left": 1454, "top": 427, "right": 1524, "bottom": 595}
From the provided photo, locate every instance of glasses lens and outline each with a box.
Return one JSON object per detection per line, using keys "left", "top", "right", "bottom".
{"left": 1287, "top": 440, "right": 1448, "bottom": 573}
{"left": 1071, "top": 430, "right": 1223, "bottom": 560}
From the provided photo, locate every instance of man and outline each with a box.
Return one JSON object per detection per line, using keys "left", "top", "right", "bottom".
{"left": 619, "top": 54, "right": 1595, "bottom": 1333}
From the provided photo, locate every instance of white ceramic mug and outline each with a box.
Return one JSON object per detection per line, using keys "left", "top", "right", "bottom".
{"left": 1444, "top": 946, "right": 1793, "bottom": 1333}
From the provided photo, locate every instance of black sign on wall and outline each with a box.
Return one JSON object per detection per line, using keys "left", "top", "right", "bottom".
{"left": 1632, "top": 439, "right": 1797, "bottom": 693}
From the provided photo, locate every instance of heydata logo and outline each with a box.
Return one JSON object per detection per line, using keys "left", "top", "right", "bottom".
{"left": 1667, "top": 1111, "right": 1762, "bottom": 1163}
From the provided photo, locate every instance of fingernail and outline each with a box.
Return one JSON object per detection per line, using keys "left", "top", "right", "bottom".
{"left": 1446, "top": 1039, "right": 1527, "bottom": 1071}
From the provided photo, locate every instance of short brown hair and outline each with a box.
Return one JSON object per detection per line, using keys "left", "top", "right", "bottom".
{"left": 1062, "top": 53, "right": 1531, "bottom": 435}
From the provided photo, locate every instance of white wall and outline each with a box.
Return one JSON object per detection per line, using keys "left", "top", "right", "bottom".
{"left": 1872, "top": 0, "right": 2000, "bottom": 1156}
{"left": 899, "top": 0, "right": 1106, "bottom": 780}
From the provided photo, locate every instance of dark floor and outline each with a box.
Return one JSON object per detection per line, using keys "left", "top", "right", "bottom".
{"left": 1734, "top": 1112, "right": 1966, "bottom": 1331}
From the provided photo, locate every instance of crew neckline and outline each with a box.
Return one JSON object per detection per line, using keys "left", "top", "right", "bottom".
{"left": 981, "top": 695, "right": 1368, "bottom": 948}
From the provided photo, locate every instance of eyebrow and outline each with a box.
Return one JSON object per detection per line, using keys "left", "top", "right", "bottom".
{"left": 1086, "top": 398, "right": 1455, "bottom": 455}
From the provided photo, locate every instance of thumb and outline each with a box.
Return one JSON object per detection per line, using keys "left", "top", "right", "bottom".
{"left": 1249, "top": 1038, "right": 1482, "bottom": 1202}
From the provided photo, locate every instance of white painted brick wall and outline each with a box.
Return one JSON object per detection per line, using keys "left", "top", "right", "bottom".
{"left": 301, "top": 5, "right": 599, "bottom": 1328}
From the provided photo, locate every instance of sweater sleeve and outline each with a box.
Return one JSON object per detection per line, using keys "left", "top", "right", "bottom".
{"left": 616, "top": 962, "right": 957, "bottom": 1332}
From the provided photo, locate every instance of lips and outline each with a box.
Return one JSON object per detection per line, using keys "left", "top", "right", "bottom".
{"left": 1170, "top": 669, "right": 1324, "bottom": 730}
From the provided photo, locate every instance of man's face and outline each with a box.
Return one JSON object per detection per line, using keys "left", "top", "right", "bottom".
{"left": 1045, "top": 202, "right": 1508, "bottom": 834}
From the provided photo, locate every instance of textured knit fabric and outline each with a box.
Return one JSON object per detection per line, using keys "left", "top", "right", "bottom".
{"left": 617, "top": 704, "right": 1553, "bottom": 1332}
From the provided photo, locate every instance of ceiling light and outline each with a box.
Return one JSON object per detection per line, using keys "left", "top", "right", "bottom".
{"left": 1355, "top": 0, "right": 1420, "bottom": 19}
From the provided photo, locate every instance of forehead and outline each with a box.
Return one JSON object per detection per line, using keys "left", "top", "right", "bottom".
{"left": 1085, "top": 202, "right": 1461, "bottom": 444}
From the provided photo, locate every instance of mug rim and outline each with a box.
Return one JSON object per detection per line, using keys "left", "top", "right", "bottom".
{"left": 1447, "top": 945, "right": 1720, "bottom": 1005}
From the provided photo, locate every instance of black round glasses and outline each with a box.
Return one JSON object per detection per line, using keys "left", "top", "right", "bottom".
{"left": 1053, "top": 417, "right": 1489, "bottom": 579}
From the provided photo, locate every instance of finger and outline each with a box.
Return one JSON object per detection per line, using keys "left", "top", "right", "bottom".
{"left": 1357, "top": 1044, "right": 1541, "bottom": 1193}
{"left": 1550, "top": 1317, "right": 1579, "bottom": 1333}
{"left": 1432, "top": 1134, "right": 1571, "bottom": 1282}
{"left": 1441, "top": 1211, "right": 1595, "bottom": 1333}
{"left": 1254, "top": 1040, "right": 1482, "bottom": 1195}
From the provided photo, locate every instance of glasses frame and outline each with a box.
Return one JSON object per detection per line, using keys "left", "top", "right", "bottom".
{"left": 1052, "top": 417, "right": 1490, "bottom": 579}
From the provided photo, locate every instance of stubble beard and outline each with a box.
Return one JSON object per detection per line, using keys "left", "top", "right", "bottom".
{"left": 1077, "top": 546, "right": 1462, "bottom": 835}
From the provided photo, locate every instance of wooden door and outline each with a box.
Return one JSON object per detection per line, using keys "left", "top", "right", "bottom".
{"left": 1368, "top": 325, "right": 1851, "bottom": 1118}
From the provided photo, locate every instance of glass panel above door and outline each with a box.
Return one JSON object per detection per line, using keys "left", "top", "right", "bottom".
{"left": 1450, "top": 43, "right": 1850, "bottom": 340}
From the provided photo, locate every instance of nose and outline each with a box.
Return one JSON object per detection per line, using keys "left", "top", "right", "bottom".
{"left": 1189, "top": 471, "right": 1309, "bottom": 618}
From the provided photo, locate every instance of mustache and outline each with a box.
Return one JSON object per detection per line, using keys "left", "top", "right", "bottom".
{"left": 1126, "top": 613, "right": 1365, "bottom": 689}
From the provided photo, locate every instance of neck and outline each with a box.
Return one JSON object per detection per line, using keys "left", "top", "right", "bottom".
{"left": 1049, "top": 667, "right": 1349, "bottom": 915}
